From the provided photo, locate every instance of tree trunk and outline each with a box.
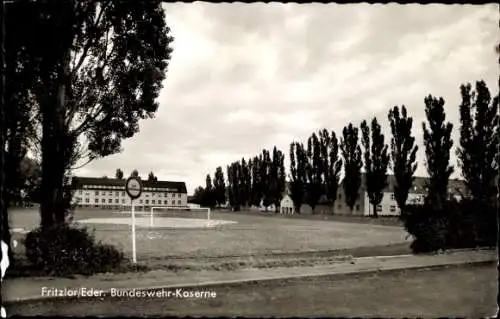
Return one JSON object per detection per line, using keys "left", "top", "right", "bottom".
{"left": 372, "top": 203, "right": 378, "bottom": 218}
{"left": 40, "top": 48, "right": 71, "bottom": 228}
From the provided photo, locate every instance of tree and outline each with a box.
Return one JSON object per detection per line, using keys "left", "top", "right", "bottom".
{"left": 17, "top": 157, "right": 42, "bottom": 205}
{"left": 213, "top": 166, "right": 226, "bottom": 207}
{"left": 305, "top": 133, "right": 323, "bottom": 213}
{"left": 289, "top": 142, "right": 307, "bottom": 214}
{"left": 326, "top": 131, "right": 342, "bottom": 213}
{"left": 361, "top": 118, "right": 390, "bottom": 218}
{"left": 340, "top": 123, "right": 362, "bottom": 211}
{"left": 226, "top": 165, "right": 235, "bottom": 209}
{"left": 115, "top": 168, "right": 124, "bottom": 180}
{"left": 388, "top": 105, "right": 418, "bottom": 212}
{"left": 14, "top": 1, "right": 174, "bottom": 228}
{"left": 3, "top": 0, "right": 41, "bottom": 264}
{"left": 261, "top": 149, "right": 273, "bottom": 210}
{"left": 204, "top": 174, "right": 216, "bottom": 208}
{"left": 318, "top": 129, "right": 330, "bottom": 198}
{"left": 148, "top": 171, "right": 157, "bottom": 182}
{"left": 190, "top": 186, "right": 205, "bottom": 205}
{"left": 240, "top": 158, "right": 251, "bottom": 208}
{"left": 227, "top": 162, "right": 242, "bottom": 211}
{"left": 423, "top": 96, "right": 454, "bottom": 210}
{"left": 131, "top": 169, "right": 139, "bottom": 178}
{"left": 271, "top": 146, "right": 286, "bottom": 213}
{"left": 457, "top": 81, "right": 499, "bottom": 203}
{"left": 249, "top": 155, "right": 262, "bottom": 207}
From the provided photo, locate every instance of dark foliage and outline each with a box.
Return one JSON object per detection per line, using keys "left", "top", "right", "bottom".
{"left": 361, "top": 118, "right": 389, "bottom": 218}
{"left": 213, "top": 166, "right": 226, "bottom": 207}
{"left": 115, "top": 168, "right": 124, "bottom": 180}
{"left": 340, "top": 123, "right": 362, "bottom": 211}
{"left": 305, "top": 133, "right": 323, "bottom": 213}
{"left": 400, "top": 198, "right": 497, "bottom": 253}
{"left": 148, "top": 171, "right": 158, "bottom": 182}
{"left": 457, "top": 80, "right": 499, "bottom": 202}
{"left": 289, "top": 142, "right": 307, "bottom": 214}
{"left": 324, "top": 130, "right": 342, "bottom": 212}
{"left": 204, "top": 174, "right": 216, "bottom": 208}
{"left": 249, "top": 156, "right": 263, "bottom": 207}
{"left": 8, "top": 1, "right": 174, "bottom": 227}
{"left": 131, "top": 169, "right": 139, "bottom": 178}
{"left": 422, "top": 95, "right": 454, "bottom": 210}
{"left": 190, "top": 186, "right": 205, "bottom": 205}
{"left": 271, "top": 147, "right": 286, "bottom": 213}
{"left": 388, "top": 106, "right": 418, "bottom": 211}
{"left": 24, "top": 224, "right": 124, "bottom": 276}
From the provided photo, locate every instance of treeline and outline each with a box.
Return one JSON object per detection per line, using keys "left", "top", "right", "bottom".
{"left": 292, "top": 80, "right": 498, "bottom": 216}
{"left": 113, "top": 168, "right": 158, "bottom": 182}
{"left": 192, "top": 80, "right": 498, "bottom": 220}
{"left": 191, "top": 147, "right": 286, "bottom": 212}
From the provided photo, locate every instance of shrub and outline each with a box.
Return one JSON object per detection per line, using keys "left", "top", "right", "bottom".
{"left": 401, "top": 198, "right": 498, "bottom": 253}
{"left": 401, "top": 204, "right": 450, "bottom": 253}
{"left": 24, "top": 224, "right": 124, "bottom": 276}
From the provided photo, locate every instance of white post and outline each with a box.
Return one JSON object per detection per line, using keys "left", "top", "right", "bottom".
{"left": 131, "top": 199, "right": 137, "bottom": 263}
{"left": 207, "top": 208, "right": 211, "bottom": 225}
{"left": 150, "top": 206, "right": 154, "bottom": 227}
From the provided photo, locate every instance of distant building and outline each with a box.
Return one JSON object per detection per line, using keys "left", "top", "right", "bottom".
{"left": 283, "top": 174, "right": 467, "bottom": 216}
{"left": 280, "top": 194, "right": 294, "bottom": 214}
{"left": 71, "top": 176, "right": 188, "bottom": 210}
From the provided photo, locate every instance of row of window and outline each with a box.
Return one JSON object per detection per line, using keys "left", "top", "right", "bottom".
{"left": 76, "top": 197, "right": 183, "bottom": 205}
{"left": 334, "top": 203, "right": 399, "bottom": 213}
{"left": 81, "top": 185, "right": 178, "bottom": 192}
{"left": 78, "top": 190, "right": 182, "bottom": 198}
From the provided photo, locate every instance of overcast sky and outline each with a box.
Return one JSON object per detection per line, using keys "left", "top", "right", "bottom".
{"left": 75, "top": 3, "right": 499, "bottom": 194}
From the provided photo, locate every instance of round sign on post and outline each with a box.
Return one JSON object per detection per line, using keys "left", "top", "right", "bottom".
{"left": 125, "top": 177, "right": 142, "bottom": 199}
{"left": 125, "top": 176, "right": 142, "bottom": 264}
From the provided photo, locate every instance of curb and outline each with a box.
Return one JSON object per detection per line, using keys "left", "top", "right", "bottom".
{"left": 3, "top": 257, "right": 495, "bottom": 305}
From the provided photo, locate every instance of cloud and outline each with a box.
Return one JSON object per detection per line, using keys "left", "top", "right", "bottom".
{"left": 76, "top": 3, "right": 499, "bottom": 193}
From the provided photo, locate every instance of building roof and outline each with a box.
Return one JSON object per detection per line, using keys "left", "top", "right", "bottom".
{"left": 343, "top": 173, "right": 467, "bottom": 196}
{"left": 72, "top": 176, "right": 188, "bottom": 193}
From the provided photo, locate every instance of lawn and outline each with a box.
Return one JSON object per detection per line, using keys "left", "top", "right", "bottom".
{"left": 6, "top": 263, "right": 497, "bottom": 317}
{"left": 9, "top": 207, "right": 410, "bottom": 263}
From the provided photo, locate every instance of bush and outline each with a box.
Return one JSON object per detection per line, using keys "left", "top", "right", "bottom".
{"left": 400, "top": 198, "right": 498, "bottom": 253}
{"left": 24, "top": 224, "right": 124, "bottom": 276}
{"left": 401, "top": 204, "right": 450, "bottom": 253}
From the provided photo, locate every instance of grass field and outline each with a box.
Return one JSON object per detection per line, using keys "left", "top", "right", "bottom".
{"left": 9, "top": 208, "right": 410, "bottom": 263}
{"left": 6, "top": 264, "right": 497, "bottom": 317}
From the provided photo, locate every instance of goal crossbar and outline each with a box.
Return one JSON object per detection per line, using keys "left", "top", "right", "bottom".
{"left": 149, "top": 206, "right": 211, "bottom": 227}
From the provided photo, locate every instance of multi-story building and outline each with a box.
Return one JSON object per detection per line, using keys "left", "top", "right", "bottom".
{"left": 71, "top": 177, "right": 188, "bottom": 210}
{"left": 355, "top": 174, "right": 467, "bottom": 216}
{"left": 282, "top": 174, "right": 467, "bottom": 216}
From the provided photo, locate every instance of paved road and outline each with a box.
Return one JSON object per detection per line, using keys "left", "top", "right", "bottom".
{"left": 2, "top": 248, "right": 496, "bottom": 303}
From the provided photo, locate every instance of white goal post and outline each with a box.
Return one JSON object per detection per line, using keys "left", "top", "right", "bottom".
{"left": 150, "top": 206, "right": 211, "bottom": 227}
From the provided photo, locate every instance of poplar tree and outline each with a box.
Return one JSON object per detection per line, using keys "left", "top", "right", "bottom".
{"left": 271, "top": 146, "right": 286, "bottom": 213}
{"left": 305, "top": 133, "right": 323, "bottom": 213}
{"left": 213, "top": 166, "right": 226, "bottom": 207}
{"left": 289, "top": 142, "right": 307, "bottom": 214}
{"left": 388, "top": 106, "right": 418, "bottom": 211}
{"left": 457, "top": 80, "right": 499, "bottom": 202}
{"left": 361, "top": 117, "right": 389, "bottom": 217}
{"left": 327, "top": 131, "right": 342, "bottom": 213}
{"left": 340, "top": 123, "right": 362, "bottom": 211}
{"left": 422, "top": 96, "right": 454, "bottom": 210}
